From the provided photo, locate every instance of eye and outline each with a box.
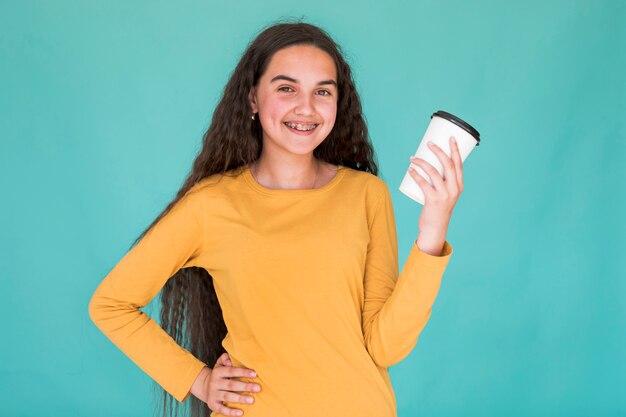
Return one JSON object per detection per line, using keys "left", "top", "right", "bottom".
{"left": 317, "top": 89, "right": 332, "bottom": 96}
{"left": 278, "top": 86, "right": 294, "bottom": 92}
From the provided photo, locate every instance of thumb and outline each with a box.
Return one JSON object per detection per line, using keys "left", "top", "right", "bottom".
{"left": 216, "top": 352, "right": 232, "bottom": 367}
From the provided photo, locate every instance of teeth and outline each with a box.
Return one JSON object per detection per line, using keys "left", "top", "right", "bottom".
{"left": 285, "top": 122, "right": 317, "bottom": 131}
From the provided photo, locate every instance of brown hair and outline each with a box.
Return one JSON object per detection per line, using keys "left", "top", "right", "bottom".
{"left": 134, "top": 18, "right": 379, "bottom": 417}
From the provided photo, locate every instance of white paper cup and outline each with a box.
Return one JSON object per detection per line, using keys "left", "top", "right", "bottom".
{"left": 399, "top": 110, "right": 480, "bottom": 205}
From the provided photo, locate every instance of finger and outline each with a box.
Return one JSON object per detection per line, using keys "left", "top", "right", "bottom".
{"left": 227, "top": 366, "right": 258, "bottom": 380}
{"left": 228, "top": 379, "right": 261, "bottom": 394}
{"left": 427, "top": 141, "right": 457, "bottom": 187}
{"left": 221, "top": 376, "right": 261, "bottom": 395}
{"left": 212, "top": 400, "right": 245, "bottom": 417}
{"left": 450, "top": 137, "right": 464, "bottom": 191}
{"left": 214, "top": 365, "right": 257, "bottom": 383}
{"left": 214, "top": 364, "right": 256, "bottom": 382}
{"left": 222, "top": 390, "right": 255, "bottom": 405}
{"left": 408, "top": 165, "right": 433, "bottom": 203}
{"left": 409, "top": 158, "right": 445, "bottom": 192}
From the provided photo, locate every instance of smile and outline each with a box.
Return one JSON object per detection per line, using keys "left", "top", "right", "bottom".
{"left": 283, "top": 121, "right": 318, "bottom": 131}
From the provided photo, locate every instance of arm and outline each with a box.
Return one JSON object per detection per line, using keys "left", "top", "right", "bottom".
{"left": 361, "top": 184, "right": 453, "bottom": 368}
{"left": 88, "top": 189, "right": 208, "bottom": 402}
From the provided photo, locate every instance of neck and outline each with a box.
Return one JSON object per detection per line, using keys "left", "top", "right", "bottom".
{"left": 250, "top": 154, "right": 321, "bottom": 190}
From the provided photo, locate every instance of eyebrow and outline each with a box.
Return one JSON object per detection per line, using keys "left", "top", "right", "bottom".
{"left": 270, "top": 75, "right": 337, "bottom": 87}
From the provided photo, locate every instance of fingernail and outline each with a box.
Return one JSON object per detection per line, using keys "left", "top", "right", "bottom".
{"left": 451, "top": 137, "right": 456, "bottom": 143}
{"left": 250, "top": 371, "right": 257, "bottom": 377}
{"left": 428, "top": 141, "right": 434, "bottom": 146}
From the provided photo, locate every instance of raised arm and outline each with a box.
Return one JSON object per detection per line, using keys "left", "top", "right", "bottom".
{"left": 361, "top": 184, "right": 453, "bottom": 368}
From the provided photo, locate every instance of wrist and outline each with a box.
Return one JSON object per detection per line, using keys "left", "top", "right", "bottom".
{"left": 190, "top": 366, "right": 212, "bottom": 403}
{"left": 415, "top": 232, "right": 446, "bottom": 256}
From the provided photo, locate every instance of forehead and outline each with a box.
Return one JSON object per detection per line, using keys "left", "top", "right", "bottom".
{"left": 263, "top": 45, "right": 337, "bottom": 81}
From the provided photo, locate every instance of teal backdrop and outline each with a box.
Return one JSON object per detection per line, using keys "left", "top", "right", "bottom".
{"left": 1, "top": 1, "right": 624, "bottom": 416}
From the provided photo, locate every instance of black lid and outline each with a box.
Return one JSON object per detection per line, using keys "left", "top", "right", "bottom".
{"left": 431, "top": 110, "right": 480, "bottom": 145}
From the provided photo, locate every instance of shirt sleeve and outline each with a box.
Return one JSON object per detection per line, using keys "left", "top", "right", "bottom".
{"left": 88, "top": 188, "right": 208, "bottom": 402}
{"left": 361, "top": 182, "right": 453, "bottom": 368}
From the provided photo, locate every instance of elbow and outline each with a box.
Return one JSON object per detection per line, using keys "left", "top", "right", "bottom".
{"left": 87, "top": 292, "right": 101, "bottom": 326}
{"left": 368, "top": 348, "right": 402, "bottom": 369}
{"left": 87, "top": 286, "right": 143, "bottom": 335}
{"left": 88, "top": 288, "right": 110, "bottom": 328}
{"left": 366, "top": 336, "right": 419, "bottom": 369}
{"left": 87, "top": 278, "right": 116, "bottom": 327}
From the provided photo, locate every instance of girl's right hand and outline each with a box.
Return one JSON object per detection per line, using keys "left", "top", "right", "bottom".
{"left": 205, "top": 352, "right": 261, "bottom": 416}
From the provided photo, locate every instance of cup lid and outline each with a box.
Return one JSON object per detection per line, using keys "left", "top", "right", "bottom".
{"left": 431, "top": 110, "right": 480, "bottom": 145}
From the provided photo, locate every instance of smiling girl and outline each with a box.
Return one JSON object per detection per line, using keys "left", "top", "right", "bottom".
{"left": 89, "top": 20, "right": 463, "bottom": 417}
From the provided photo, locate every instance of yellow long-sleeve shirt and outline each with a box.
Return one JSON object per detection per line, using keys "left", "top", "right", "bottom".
{"left": 88, "top": 164, "right": 453, "bottom": 416}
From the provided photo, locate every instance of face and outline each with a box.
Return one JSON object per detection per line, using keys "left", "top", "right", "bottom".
{"left": 248, "top": 44, "right": 338, "bottom": 158}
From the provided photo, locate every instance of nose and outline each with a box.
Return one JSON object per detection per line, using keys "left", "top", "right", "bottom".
{"left": 294, "top": 93, "right": 314, "bottom": 116}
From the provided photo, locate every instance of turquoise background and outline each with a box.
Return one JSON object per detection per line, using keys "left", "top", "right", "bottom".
{"left": 1, "top": 1, "right": 624, "bottom": 416}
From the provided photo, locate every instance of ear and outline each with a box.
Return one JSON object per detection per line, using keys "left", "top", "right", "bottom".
{"left": 248, "top": 87, "right": 258, "bottom": 113}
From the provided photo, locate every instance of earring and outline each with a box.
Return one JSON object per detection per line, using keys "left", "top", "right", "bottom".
{"left": 251, "top": 112, "right": 256, "bottom": 120}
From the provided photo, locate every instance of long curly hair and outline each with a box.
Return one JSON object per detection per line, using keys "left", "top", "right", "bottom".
{"left": 133, "top": 19, "right": 380, "bottom": 417}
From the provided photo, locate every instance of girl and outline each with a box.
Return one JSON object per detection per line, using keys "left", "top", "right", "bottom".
{"left": 89, "top": 21, "right": 463, "bottom": 417}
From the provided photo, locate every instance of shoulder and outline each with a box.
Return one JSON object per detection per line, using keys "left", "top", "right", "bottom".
{"left": 340, "top": 165, "right": 389, "bottom": 194}
{"left": 166, "top": 172, "right": 235, "bottom": 216}
{"left": 184, "top": 167, "right": 246, "bottom": 196}
{"left": 339, "top": 165, "right": 391, "bottom": 209}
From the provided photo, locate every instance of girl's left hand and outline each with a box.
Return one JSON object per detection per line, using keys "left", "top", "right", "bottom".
{"left": 408, "top": 136, "right": 464, "bottom": 234}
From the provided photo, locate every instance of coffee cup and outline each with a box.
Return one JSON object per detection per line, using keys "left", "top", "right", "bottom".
{"left": 399, "top": 110, "right": 480, "bottom": 205}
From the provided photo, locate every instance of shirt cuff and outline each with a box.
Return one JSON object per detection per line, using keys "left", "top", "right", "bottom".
{"left": 175, "top": 360, "right": 208, "bottom": 402}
